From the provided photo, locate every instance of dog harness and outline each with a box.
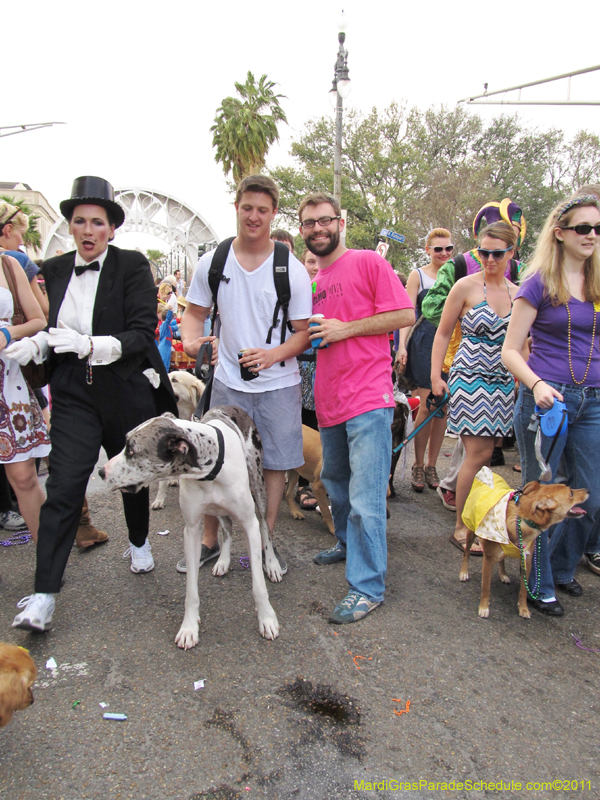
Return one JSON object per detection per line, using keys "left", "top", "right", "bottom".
{"left": 461, "top": 467, "right": 521, "bottom": 557}
{"left": 198, "top": 425, "right": 225, "bottom": 481}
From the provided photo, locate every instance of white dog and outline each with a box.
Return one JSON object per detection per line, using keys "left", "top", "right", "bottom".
{"left": 151, "top": 371, "right": 205, "bottom": 510}
{"left": 99, "top": 406, "right": 281, "bottom": 649}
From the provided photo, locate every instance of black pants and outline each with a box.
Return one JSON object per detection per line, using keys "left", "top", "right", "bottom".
{"left": 35, "top": 361, "right": 157, "bottom": 593}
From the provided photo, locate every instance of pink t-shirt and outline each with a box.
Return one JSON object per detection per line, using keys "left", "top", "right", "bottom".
{"left": 312, "top": 249, "right": 413, "bottom": 427}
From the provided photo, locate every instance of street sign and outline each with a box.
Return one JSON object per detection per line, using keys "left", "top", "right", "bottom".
{"left": 379, "top": 228, "right": 406, "bottom": 244}
{"left": 375, "top": 241, "right": 390, "bottom": 259}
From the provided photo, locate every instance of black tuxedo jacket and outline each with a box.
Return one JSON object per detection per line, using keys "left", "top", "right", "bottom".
{"left": 43, "top": 245, "right": 177, "bottom": 414}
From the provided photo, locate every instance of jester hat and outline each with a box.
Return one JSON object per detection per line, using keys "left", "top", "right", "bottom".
{"left": 473, "top": 199, "right": 526, "bottom": 247}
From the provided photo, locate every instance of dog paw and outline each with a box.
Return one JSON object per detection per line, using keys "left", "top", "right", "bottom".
{"left": 290, "top": 509, "right": 305, "bottom": 521}
{"left": 168, "top": 479, "right": 178, "bottom": 487}
{"left": 151, "top": 499, "right": 165, "bottom": 510}
{"left": 258, "top": 613, "right": 280, "bottom": 640}
{"left": 212, "top": 558, "right": 230, "bottom": 577}
{"left": 459, "top": 571, "right": 469, "bottom": 582}
{"left": 264, "top": 561, "right": 283, "bottom": 583}
{"left": 500, "top": 574, "right": 511, "bottom": 585}
{"left": 175, "top": 625, "right": 200, "bottom": 650}
{"left": 518, "top": 607, "right": 532, "bottom": 619}
{"left": 478, "top": 607, "right": 490, "bottom": 618}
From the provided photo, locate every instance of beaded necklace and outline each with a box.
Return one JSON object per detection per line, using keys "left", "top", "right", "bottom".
{"left": 511, "top": 490, "right": 541, "bottom": 599}
{"left": 565, "top": 301, "right": 597, "bottom": 385}
{"left": 516, "top": 516, "right": 541, "bottom": 600}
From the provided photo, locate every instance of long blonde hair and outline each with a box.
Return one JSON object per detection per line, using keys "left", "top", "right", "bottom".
{"left": 520, "top": 195, "right": 600, "bottom": 305}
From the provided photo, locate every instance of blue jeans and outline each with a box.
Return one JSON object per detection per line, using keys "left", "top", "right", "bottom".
{"left": 514, "top": 382, "right": 600, "bottom": 597}
{"left": 319, "top": 407, "right": 393, "bottom": 603}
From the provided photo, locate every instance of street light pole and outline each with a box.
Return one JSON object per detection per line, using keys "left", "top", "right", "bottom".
{"left": 329, "top": 16, "right": 351, "bottom": 209}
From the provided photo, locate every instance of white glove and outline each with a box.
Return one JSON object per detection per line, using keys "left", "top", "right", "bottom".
{"left": 4, "top": 337, "right": 39, "bottom": 365}
{"left": 143, "top": 368, "right": 161, "bottom": 389}
{"left": 48, "top": 321, "right": 91, "bottom": 358}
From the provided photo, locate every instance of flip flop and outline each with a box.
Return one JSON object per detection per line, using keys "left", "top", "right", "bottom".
{"left": 448, "top": 533, "right": 483, "bottom": 556}
{"left": 296, "top": 487, "right": 318, "bottom": 510}
{"left": 512, "top": 464, "right": 522, "bottom": 473}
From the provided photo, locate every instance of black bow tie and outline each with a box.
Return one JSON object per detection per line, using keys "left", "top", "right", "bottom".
{"left": 75, "top": 261, "right": 100, "bottom": 276}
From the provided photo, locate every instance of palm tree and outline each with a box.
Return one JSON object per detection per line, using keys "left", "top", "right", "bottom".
{"left": 211, "top": 72, "right": 287, "bottom": 182}
{"left": 1, "top": 195, "right": 42, "bottom": 252}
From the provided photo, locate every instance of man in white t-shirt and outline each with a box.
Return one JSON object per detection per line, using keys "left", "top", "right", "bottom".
{"left": 181, "top": 175, "right": 312, "bottom": 576}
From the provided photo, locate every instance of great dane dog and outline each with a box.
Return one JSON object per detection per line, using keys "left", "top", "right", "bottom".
{"left": 99, "top": 406, "right": 280, "bottom": 649}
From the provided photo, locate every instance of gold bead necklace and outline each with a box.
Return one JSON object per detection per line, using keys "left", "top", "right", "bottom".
{"left": 565, "top": 301, "right": 597, "bottom": 385}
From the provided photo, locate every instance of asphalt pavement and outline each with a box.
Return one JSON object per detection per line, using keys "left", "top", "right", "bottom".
{"left": 1, "top": 440, "right": 599, "bottom": 800}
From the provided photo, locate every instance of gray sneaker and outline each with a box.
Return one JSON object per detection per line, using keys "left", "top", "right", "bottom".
{"left": 176, "top": 543, "right": 221, "bottom": 573}
{"left": 0, "top": 510, "right": 27, "bottom": 531}
{"left": 329, "top": 591, "right": 381, "bottom": 624}
{"left": 313, "top": 542, "right": 346, "bottom": 565}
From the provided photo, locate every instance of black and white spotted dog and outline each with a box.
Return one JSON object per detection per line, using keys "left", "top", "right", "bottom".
{"left": 99, "top": 406, "right": 280, "bottom": 649}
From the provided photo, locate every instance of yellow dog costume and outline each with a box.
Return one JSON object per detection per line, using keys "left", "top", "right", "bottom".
{"left": 462, "top": 467, "right": 521, "bottom": 558}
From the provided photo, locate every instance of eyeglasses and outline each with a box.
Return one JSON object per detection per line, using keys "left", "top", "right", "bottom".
{"left": 432, "top": 245, "right": 454, "bottom": 254}
{"left": 300, "top": 216, "right": 341, "bottom": 229}
{"left": 477, "top": 247, "right": 513, "bottom": 261}
{"left": 562, "top": 224, "right": 600, "bottom": 236}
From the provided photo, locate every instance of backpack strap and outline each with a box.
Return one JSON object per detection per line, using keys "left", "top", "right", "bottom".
{"left": 453, "top": 253, "right": 467, "bottom": 282}
{"left": 207, "top": 237, "right": 235, "bottom": 336}
{"left": 266, "top": 241, "right": 293, "bottom": 366}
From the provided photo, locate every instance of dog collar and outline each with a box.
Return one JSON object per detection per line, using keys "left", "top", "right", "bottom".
{"left": 199, "top": 425, "right": 225, "bottom": 481}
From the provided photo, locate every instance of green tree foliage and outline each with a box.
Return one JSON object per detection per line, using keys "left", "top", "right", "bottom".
{"left": 146, "top": 249, "right": 166, "bottom": 265}
{"left": 211, "top": 72, "right": 287, "bottom": 182}
{"left": 269, "top": 103, "right": 600, "bottom": 269}
{"left": 1, "top": 195, "right": 42, "bottom": 253}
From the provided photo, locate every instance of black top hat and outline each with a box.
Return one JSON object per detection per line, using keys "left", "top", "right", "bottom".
{"left": 59, "top": 176, "right": 125, "bottom": 228}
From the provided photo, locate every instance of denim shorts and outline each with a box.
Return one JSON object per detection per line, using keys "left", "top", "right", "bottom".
{"left": 210, "top": 378, "right": 304, "bottom": 471}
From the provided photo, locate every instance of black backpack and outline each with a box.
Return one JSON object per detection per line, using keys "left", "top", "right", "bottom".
{"left": 454, "top": 252, "right": 520, "bottom": 283}
{"left": 207, "top": 237, "right": 294, "bottom": 360}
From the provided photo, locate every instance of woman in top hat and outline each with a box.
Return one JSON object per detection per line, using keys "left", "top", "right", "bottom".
{"left": 8, "top": 176, "right": 177, "bottom": 632}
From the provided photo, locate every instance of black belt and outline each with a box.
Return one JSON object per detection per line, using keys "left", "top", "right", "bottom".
{"left": 297, "top": 353, "right": 316, "bottom": 363}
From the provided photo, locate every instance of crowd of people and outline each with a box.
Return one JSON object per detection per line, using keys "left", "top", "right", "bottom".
{"left": 2, "top": 171, "right": 600, "bottom": 632}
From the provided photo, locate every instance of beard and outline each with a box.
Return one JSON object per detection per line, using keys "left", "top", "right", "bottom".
{"left": 305, "top": 228, "right": 340, "bottom": 257}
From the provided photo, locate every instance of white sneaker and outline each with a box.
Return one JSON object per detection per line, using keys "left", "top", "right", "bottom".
{"left": 12, "top": 593, "right": 55, "bottom": 631}
{"left": 123, "top": 541, "right": 154, "bottom": 573}
{"left": 0, "top": 510, "right": 27, "bottom": 531}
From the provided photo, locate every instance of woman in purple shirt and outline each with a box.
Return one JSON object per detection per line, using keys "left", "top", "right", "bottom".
{"left": 502, "top": 194, "right": 600, "bottom": 616}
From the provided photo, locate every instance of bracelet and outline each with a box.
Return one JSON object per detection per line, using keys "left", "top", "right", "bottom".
{"left": 86, "top": 337, "right": 94, "bottom": 385}
{"left": 0, "top": 328, "right": 12, "bottom": 347}
{"left": 531, "top": 379, "right": 543, "bottom": 391}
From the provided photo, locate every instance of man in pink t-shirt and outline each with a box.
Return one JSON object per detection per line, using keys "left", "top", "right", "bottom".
{"left": 299, "top": 193, "right": 414, "bottom": 624}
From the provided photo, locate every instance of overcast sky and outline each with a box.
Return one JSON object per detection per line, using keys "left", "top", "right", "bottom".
{"left": 4, "top": 0, "right": 600, "bottom": 254}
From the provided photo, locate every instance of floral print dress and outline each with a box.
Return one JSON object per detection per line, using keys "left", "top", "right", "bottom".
{"left": 0, "top": 287, "right": 50, "bottom": 462}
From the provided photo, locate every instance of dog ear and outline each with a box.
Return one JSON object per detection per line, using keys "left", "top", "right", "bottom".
{"left": 161, "top": 412, "right": 177, "bottom": 420}
{"left": 532, "top": 495, "right": 558, "bottom": 513}
{"left": 157, "top": 433, "right": 198, "bottom": 466}
{"left": 521, "top": 481, "right": 541, "bottom": 495}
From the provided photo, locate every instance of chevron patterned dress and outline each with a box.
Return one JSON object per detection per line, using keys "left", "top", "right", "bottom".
{"left": 447, "top": 301, "right": 515, "bottom": 436}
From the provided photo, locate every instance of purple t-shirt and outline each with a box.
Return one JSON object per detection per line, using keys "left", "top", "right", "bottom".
{"left": 516, "top": 271, "right": 600, "bottom": 387}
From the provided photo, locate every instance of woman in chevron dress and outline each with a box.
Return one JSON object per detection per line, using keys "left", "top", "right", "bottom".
{"left": 431, "top": 222, "right": 519, "bottom": 550}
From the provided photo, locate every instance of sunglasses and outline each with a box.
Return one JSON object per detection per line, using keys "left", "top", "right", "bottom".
{"left": 562, "top": 224, "right": 600, "bottom": 236}
{"left": 300, "top": 215, "right": 341, "bottom": 229}
{"left": 477, "top": 246, "right": 513, "bottom": 261}
{"left": 432, "top": 245, "right": 454, "bottom": 254}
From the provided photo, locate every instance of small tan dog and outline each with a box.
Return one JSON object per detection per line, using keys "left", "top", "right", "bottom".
{"left": 0, "top": 643, "right": 37, "bottom": 727}
{"left": 286, "top": 425, "right": 335, "bottom": 535}
{"left": 152, "top": 371, "right": 205, "bottom": 510}
{"left": 459, "top": 471, "right": 588, "bottom": 619}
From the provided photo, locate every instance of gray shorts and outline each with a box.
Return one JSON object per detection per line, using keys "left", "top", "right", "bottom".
{"left": 210, "top": 378, "right": 304, "bottom": 471}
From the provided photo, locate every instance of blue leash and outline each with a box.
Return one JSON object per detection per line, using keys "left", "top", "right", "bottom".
{"left": 393, "top": 391, "right": 450, "bottom": 455}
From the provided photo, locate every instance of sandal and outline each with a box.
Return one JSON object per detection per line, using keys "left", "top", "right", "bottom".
{"left": 296, "top": 486, "right": 318, "bottom": 510}
{"left": 448, "top": 533, "right": 483, "bottom": 556}
{"left": 411, "top": 465, "right": 425, "bottom": 493}
{"left": 424, "top": 466, "right": 439, "bottom": 489}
